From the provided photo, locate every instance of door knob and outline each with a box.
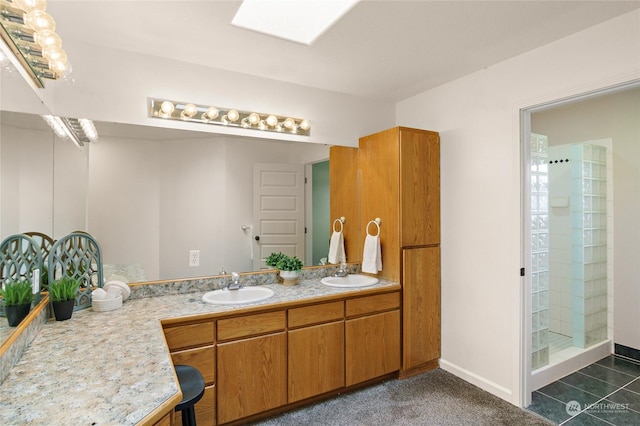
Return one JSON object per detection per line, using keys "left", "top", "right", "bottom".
{"left": 255, "top": 236, "right": 260, "bottom": 241}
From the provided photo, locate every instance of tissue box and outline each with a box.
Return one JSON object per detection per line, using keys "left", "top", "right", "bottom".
{"left": 92, "top": 294, "right": 123, "bottom": 312}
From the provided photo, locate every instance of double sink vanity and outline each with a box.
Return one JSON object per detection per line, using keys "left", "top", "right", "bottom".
{"left": 0, "top": 269, "right": 402, "bottom": 426}
{"left": 0, "top": 125, "right": 442, "bottom": 425}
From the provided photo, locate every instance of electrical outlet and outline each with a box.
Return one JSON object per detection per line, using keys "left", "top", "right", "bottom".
{"left": 189, "top": 250, "right": 200, "bottom": 267}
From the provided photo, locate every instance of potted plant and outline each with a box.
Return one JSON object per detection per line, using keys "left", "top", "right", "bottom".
{"left": 49, "top": 277, "right": 80, "bottom": 321}
{"left": 0, "top": 279, "right": 33, "bottom": 327}
{"left": 265, "top": 252, "right": 304, "bottom": 285}
{"left": 0, "top": 280, "right": 33, "bottom": 326}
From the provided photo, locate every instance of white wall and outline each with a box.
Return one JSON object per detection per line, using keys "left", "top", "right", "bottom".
{"left": 52, "top": 136, "right": 89, "bottom": 239}
{"left": 533, "top": 89, "right": 640, "bottom": 352}
{"left": 547, "top": 145, "right": 573, "bottom": 338}
{"left": 395, "top": 10, "right": 640, "bottom": 405}
{"left": 0, "top": 124, "right": 53, "bottom": 238}
{"left": 88, "top": 133, "right": 328, "bottom": 281}
{"left": 88, "top": 137, "right": 161, "bottom": 280}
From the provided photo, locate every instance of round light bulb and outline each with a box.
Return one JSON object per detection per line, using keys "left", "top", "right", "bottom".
{"left": 283, "top": 117, "right": 295, "bottom": 129}
{"left": 24, "top": 10, "right": 56, "bottom": 31}
{"left": 248, "top": 112, "right": 260, "bottom": 125}
{"left": 13, "top": 0, "right": 47, "bottom": 13}
{"left": 227, "top": 109, "right": 239, "bottom": 122}
{"left": 182, "top": 103, "right": 198, "bottom": 118}
{"left": 266, "top": 115, "right": 278, "bottom": 127}
{"left": 34, "top": 29, "right": 61, "bottom": 49}
{"left": 204, "top": 107, "right": 219, "bottom": 120}
{"left": 258, "top": 120, "right": 267, "bottom": 130}
{"left": 160, "top": 101, "right": 175, "bottom": 115}
{"left": 299, "top": 119, "right": 311, "bottom": 131}
{"left": 42, "top": 45, "right": 65, "bottom": 61}
{"left": 49, "top": 56, "right": 67, "bottom": 74}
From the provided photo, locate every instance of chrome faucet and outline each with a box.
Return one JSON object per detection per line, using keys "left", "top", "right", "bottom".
{"left": 333, "top": 261, "right": 348, "bottom": 277}
{"left": 226, "top": 272, "right": 243, "bottom": 290}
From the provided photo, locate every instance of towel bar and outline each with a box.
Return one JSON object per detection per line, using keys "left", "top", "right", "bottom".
{"left": 333, "top": 217, "right": 346, "bottom": 233}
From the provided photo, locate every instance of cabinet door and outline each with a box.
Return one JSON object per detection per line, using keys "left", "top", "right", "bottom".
{"left": 345, "top": 310, "right": 400, "bottom": 386}
{"left": 403, "top": 247, "right": 441, "bottom": 371}
{"left": 174, "top": 384, "right": 215, "bottom": 426}
{"left": 288, "top": 321, "right": 344, "bottom": 402}
{"left": 330, "top": 146, "right": 361, "bottom": 262}
{"left": 217, "top": 333, "right": 287, "bottom": 424}
{"left": 400, "top": 128, "right": 440, "bottom": 246}
{"left": 359, "top": 127, "right": 401, "bottom": 282}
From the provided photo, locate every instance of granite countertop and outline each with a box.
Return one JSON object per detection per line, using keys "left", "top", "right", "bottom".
{"left": 0, "top": 277, "right": 399, "bottom": 425}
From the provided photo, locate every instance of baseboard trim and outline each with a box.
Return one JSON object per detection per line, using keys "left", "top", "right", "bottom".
{"left": 615, "top": 343, "right": 640, "bottom": 362}
{"left": 439, "top": 358, "right": 513, "bottom": 403}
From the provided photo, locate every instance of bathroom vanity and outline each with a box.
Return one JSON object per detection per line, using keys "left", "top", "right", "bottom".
{"left": 0, "top": 276, "right": 400, "bottom": 426}
{"left": 164, "top": 287, "right": 400, "bottom": 425}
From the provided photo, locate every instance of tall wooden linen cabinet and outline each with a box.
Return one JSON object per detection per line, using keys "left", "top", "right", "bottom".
{"left": 330, "top": 126, "right": 441, "bottom": 377}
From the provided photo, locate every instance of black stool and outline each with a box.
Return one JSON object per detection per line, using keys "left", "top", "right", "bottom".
{"left": 174, "top": 365, "right": 205, "bottom": 426}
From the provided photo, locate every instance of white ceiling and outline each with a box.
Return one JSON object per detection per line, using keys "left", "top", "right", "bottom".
{"left": 48, "top": 1, "right": 640, "bottom": 103}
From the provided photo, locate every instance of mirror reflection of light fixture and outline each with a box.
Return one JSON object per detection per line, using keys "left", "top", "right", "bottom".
{"left": 41, "top": 115, "right": 98, "bottom": 149}
{"left": 148, "top": 98, "right": 311, "bottom": 136}
{"left": 0, "top": 0, "right": 71, "bottom": 88}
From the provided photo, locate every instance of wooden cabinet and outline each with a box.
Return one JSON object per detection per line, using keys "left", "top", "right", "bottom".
{"left": 288, "top": 302, "right": 345, "bottom": 402}
{"left": 162, "top": 320, "right": 216, "bottom": 426}
{"left": 329, "top": 145, "right": 361, "bottom": 262}
{"left": 345, "top": 293, "right": 401, "bottom": 386}
{"left": 162, "top": 289, "right": 401, "bottom": 425}
{"left": 359, "top": 126, "right": 441, "bottom": 377}
{"left": 402, "top": 247, "right": 441, "bottom": 373}
{"left": 216, "top": 310, "right": 287, "bottom": 424}
{"left": 359, "top": 126, "right": 440, "bottom": 282}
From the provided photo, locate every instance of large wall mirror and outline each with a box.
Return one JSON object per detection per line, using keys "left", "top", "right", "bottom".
{"left": 1, "top": 115, "right": 331, "bottom": 284}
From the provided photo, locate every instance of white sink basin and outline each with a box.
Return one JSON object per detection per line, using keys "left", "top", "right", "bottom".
{"left": 320, "top": 274, "right": 379, "bottom": 288}
{"left": 202, "top": 286, "right": 275, "bottom": 305}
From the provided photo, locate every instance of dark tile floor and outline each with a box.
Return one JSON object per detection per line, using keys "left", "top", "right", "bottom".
{"left": 528, "top": 355, "right": 640, "bottom": 425}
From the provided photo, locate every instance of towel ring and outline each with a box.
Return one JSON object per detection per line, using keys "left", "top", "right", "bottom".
{"left": 366, "top": 218, "right": 381, "bottom": 237}
{"left": 333, "top": 217, "right": 345, "bottom": 233}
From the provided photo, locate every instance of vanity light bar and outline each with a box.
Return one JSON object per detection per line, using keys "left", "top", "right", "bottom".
{"left": 148, "top": 98, "right": 311, "bottom": 137}
{"left": 41, "top": 115, "right": 98, "bottom": 148}
{"left": 0, "top": 0, "right": 71, "bottom": 88}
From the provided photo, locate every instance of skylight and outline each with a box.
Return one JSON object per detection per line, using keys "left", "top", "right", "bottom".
{"left": 232, "top": 0, "right": 359, "bottom": 45}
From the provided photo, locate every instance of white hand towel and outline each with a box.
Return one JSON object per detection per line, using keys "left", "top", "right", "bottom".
{"left": 328, "top": 231, "right": 346, "bottom": 264}
{"left": 362, "top": 234, "right": 382, "bottom": 274}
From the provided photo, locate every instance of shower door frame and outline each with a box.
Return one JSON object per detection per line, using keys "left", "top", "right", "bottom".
{"left": 519, "top": 79, "right": 639, "bottom": 407}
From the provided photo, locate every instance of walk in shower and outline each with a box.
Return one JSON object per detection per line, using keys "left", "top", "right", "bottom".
{"left": 530, "top": 133, "right": 609, "bottom": 371}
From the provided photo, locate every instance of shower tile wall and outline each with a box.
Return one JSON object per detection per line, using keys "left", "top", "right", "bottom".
{"left": 548, "top": 145, "right": 573, "bottom": 338}
{"left": 531, "top": 134, "right": 550, "bottom": 369}
{"left": 571, "top": 143, "right": 607, "bottom": 348}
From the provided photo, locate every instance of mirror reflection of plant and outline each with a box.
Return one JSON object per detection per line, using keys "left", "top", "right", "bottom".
{"left": 48, "top": 277, "right": 81, "bottom": 302}
{"left": 265, "top": 252, "right": 303, "bottom": 271}
{"left": 0, "top": 279, "right": 33, "bottom": 306}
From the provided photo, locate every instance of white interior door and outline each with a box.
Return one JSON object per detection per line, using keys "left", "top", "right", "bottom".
{"left": 253, "top": 163, "right": 305, "bottom": 270}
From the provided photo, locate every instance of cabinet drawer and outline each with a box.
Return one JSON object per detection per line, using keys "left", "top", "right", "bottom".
{"left": 163, "top": 321, "right": 214, "bottom": 351}
{"left": 217, "top": 311, "right": 286, "bottom": 341}
{"left": 171, "top": 345, "right": 215, "bottom": 385}
{"left": 288, "top": 301, "right": 344, "bottom": 328}
{"left": 346, "top": 292, "right": 400, "bottom": 318}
